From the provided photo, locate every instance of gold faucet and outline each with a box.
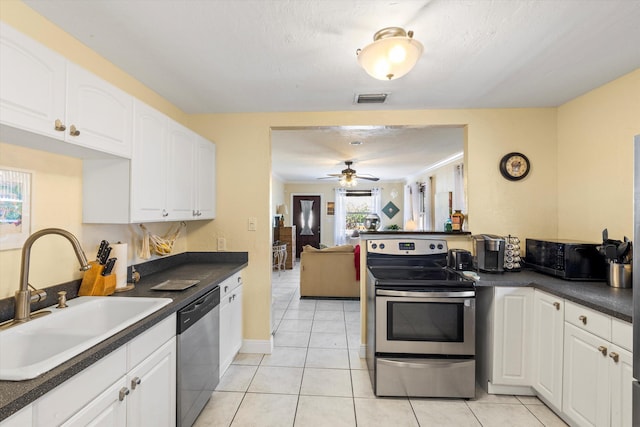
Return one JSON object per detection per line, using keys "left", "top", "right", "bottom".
{"left": 14, "top": 228, "right": 91, "bottom": 323}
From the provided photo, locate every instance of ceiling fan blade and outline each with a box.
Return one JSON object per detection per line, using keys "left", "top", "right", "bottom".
{"left": 357, "top": 176, "right": 380, "bottom": 181}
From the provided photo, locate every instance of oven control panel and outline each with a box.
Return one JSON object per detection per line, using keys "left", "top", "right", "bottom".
{"left": 367, "top": 239, "right": 448, "bottom": 255}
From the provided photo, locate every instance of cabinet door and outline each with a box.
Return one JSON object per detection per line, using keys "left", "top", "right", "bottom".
{"left": 230, "top": 284, "right": 243, "bottom": 357}
{"left": 219, "top": 283, "right": 243, "bottom": 378}
{"left": 0, "top": 22, "right": 66, "bottom": 139}
{"left": 66, "top": 62, "right": 132, "bottom": 158}
{"left": 166, "top": 121, "right": 196, "bottom": 220}
{"left": 61, "top": 377, "right": 128, "bottom": 427}
{"left": 219, "top": 298, "right": 233, "bottom": 377}
{"left": 127, "top": 337, "right": 176, "bottom": 427}
{"left": 131, "top": 101, "right": 168, "bottom": 222}
{"left": 609, "top": 344, "right": 633, "bottom": 427}
{"left": 195, "top": 137, "right": 216, "bottom": 219}
{"left": 531, "top": 290, "right": 564, "bottom": 411}
{"left": 563, "top": 323, "right": 610, "bottom": 427}
{"left": 492, "top": 287, "right": 533, "bottom": 386}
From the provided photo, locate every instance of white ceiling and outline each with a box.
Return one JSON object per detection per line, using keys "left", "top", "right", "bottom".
{"left": 23, "top": 0, "right": 640, "bottom": 183}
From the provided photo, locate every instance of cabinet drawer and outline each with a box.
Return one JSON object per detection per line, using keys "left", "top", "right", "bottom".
{"left": 564, "top": 301, "right": 611, "bottom": 341}
{"left": 220, "top": 273, "right": 242, "bottom": 300}
{"left": 127, "top": 314, "right": 176, "bottom": 370}
{"left": 611, "top": 318, "right": 632, "bottom": 351}
{"left": 33, "top": 346, "right": 126, "bottom": 427}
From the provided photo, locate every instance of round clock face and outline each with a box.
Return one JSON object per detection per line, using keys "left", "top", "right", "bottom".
{"left": 499, "top": 152, "right": 530, "bottom": 181}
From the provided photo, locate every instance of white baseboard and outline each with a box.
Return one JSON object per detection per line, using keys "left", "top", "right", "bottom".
{"left": 359, "top": 344, "right": 366, "bottom": 359}
{"left": 240, "top": 337, "right": 274, "bottom": 354}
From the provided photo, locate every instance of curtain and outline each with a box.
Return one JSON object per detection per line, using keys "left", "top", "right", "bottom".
{"left": 334, "top": 188, "right": 347, "bottom": 245}
{"left": 371, "top": 187, "right": 381, "bottom": 215}
{"left": 403, "top": 183, "right": 420, "bottom": 230}
{"left": 419, "top": 180, "right": 433, "bottom": 231}
{"left": 453, "top": 163, "right": 466, "bottom": 212}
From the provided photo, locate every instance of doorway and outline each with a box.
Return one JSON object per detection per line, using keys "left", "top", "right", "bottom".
{"left": 292, "top": 195, "right": 321, "bottom": 257}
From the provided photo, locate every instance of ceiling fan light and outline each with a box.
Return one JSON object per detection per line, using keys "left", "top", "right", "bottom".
{"left": 357, "top": 27, "right": 423, "bottom": 80}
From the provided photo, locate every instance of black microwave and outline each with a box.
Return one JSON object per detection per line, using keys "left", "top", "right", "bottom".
{"left": 524, "top": 238, "right": 607, "bottom": 281}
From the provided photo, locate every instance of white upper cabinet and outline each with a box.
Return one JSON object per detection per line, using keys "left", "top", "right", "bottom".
{"left": 0, "top": 22, "right": 133, "bottom": 158}
{"left": 130, "top": 101, "right": 168, "bottom": 222}
{"left": 166, "top": 120, "right": 196, "bottom": 221}
{"left": 65, "top": 63, "right": 133, "bottom": 158}
{"left": 0, "top": 22, "right": 66, "bottom": 139}
{"left": 194, "top": 137, "right": 216, "bottom": 219}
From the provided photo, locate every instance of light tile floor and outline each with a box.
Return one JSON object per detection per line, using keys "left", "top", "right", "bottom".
{"left": 194, "top": 264, "right": 568, "bottom": 427}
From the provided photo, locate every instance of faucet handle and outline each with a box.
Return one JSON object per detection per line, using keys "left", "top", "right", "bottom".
{"left": 56, "top": 291, "right": 68, "bottom": 309}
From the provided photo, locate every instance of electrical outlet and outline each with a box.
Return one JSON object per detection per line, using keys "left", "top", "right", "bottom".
{"left": 217, "top": 237, "right": 226, "bottom": 251}
{"left": 248, "top": 217, "right": 257, "bottom": 231}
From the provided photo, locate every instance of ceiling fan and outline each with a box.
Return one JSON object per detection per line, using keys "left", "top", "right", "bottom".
{"left": 318, "top": 161, "right": 380, "bottom": 187}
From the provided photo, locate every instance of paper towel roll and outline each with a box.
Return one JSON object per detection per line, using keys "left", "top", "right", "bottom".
{"left": 110, "top": 243, "right": 128, "bottom": 289}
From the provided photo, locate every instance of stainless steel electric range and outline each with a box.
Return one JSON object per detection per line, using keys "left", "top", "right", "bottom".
{"left": 365, "top": 238, "right": 476, "bottom": 398}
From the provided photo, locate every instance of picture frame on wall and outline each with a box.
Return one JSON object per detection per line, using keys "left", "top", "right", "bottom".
{"left": 0, "top": 168, "right": 32, "bottom": 250}
{"left": 327, "top": 202, "right": 335, "bottom": 215}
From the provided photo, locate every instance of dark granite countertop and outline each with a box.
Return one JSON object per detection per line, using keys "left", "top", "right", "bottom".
{"left": 474, "top": 268, "right": 633, "bottom": 322}
{"left": 0, "top": 251, "right": 248, "bottom": 422}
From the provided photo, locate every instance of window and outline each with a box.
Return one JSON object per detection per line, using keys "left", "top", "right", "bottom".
{"left": 345, "top": 191, "right": 373, "bottom": 234}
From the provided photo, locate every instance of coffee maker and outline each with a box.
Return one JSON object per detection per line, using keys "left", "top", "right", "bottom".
{"left": 472, "top": 234, "right": 506, "bottom": 273}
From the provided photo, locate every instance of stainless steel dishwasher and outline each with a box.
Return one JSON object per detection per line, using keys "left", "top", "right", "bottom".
{"left": 177, "top": 287, "right": 220, "bottom": 427}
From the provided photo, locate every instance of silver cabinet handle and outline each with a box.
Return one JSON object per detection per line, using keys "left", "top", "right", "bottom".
{"left": 553, "top": 302, "right": 560, "bottom": 310}
{"left": 609, "top": 352, "right": 619, "bottom": 363}
{"left": 131, "top": 377, "right": 141, "bottom": 390}
{"left": 69, "top": 124, "right": 80, "bottom": 136}
{"left": 54, "top": 119, "right": 66, "bottom": 131}
{"left": 162, "top": 209, "right": 169, "bottom": 217}
{"left": 579, "top": 315, "right": 587, "bottom": 325}
{"left": 119, "top": 387, "right": 130, "bottom": 401}
{"left": 598, "top": 345, "right": 607, "bottom": 356}
{"left": 224, "top": 285, "right": 229, "bottom": 292}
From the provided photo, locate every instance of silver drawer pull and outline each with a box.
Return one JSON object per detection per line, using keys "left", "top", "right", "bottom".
{"left": 609, "top": 352, "right": 619, "bottom": 363}
{"left": 119, "top": 387, "right": 130, "bottom": 401}
{"left": 598, "top": 345, "right": 607, "bottom": 356}
{"left": 578, "top": 315, "right": 587, "bottom": 325}
{"left": 553, "top": 302, "right": 560, "bottom": 310}
{"left": 131, "top": 376, "right": 141, "bottom": 390}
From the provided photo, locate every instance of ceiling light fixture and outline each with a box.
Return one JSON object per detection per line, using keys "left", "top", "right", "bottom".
{"left": 339, "top": 175, "right": 358, "bottom": 187}
{"left": 357, "top": 27, "right": 423, "bottom": 81}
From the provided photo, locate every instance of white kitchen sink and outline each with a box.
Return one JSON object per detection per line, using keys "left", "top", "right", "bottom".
{"left": 0, "top": 296, "right": 172, "bottom": 381}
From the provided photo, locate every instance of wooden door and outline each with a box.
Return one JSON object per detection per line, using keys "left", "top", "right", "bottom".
{"left": 293, "top": 195, "right": 321, "bottom": 257}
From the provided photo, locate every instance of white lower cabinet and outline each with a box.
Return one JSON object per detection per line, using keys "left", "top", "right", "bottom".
{"left": 531, "top": 290, "right": 564, "bottom": 411}
{"left": 30, "top": 315, "right": 176, "bottom": 427}
{"left": 563, "top": 322, "right": 611, "bottom": 426}
{"left": 476, "top": 286, "right": 534, "bottom": 395}
{"left": 562, "top": 301, "right": 634, "bottom": 427}
{"left": 219, "top": 273, "right": 243, "bottom": 377}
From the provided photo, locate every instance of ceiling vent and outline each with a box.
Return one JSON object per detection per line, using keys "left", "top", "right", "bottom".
{"left": 355, "top": 93, "right": 388, "bottom": 104}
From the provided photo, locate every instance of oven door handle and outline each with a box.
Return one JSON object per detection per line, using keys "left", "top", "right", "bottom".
{"left": 376, "top": 289, "right": 475, "bottom": 298}
{"left": 378, "top": 358, "right": 473, "bottom": 369}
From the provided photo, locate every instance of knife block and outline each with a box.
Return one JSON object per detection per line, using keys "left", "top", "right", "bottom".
{"left": 79, "top": 261, "right": 117, "bottom": 296}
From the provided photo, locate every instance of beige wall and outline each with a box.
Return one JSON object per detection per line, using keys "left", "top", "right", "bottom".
{"left": 557, "top": 69, "right": 640, "bottom": 242}
{"left": 2, "top": 1, "right": 637, "bottom": 346}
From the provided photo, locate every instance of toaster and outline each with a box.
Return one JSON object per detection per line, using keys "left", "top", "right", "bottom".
{"left": 448, "top": 249, "right": 473, "bottom": 271}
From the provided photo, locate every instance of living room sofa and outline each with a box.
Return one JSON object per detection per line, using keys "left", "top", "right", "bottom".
{"left": 299, "top": 244, "right": 360, "bottom": 298}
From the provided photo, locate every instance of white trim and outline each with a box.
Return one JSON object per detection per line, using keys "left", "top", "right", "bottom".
{"left": 486, "top": 382, "right": 535, "bottom": 396}
{"left": 405, "top": 151, "right": 464, "bottom": 183}
{"left": 359, "top": 344, "right": 367, "bottom": 359}
{"left": 240, "top": 338, "right": 273, "bottom": 354}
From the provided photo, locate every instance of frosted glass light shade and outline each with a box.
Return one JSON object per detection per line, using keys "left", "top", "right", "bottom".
{"left": 357, "top": 27, "right": 423, "bottom": 80}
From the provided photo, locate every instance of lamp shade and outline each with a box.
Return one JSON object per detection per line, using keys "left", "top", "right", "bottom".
{"left": 276, "top": 204, "right": 288, "bottom": 215}
{"left": 357, "top": 27, "right": 423, "bottom": 80}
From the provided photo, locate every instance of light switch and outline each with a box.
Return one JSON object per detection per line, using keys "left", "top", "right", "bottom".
{"left": 248, "top": 217, "right": 257, "bottom": 231}
{"left": 217, "top": 237, "right": 226, "bottom": 251}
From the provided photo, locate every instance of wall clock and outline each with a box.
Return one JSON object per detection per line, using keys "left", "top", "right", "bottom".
{"left": 499, "top": 152, "right": 530, "bottom": 181}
